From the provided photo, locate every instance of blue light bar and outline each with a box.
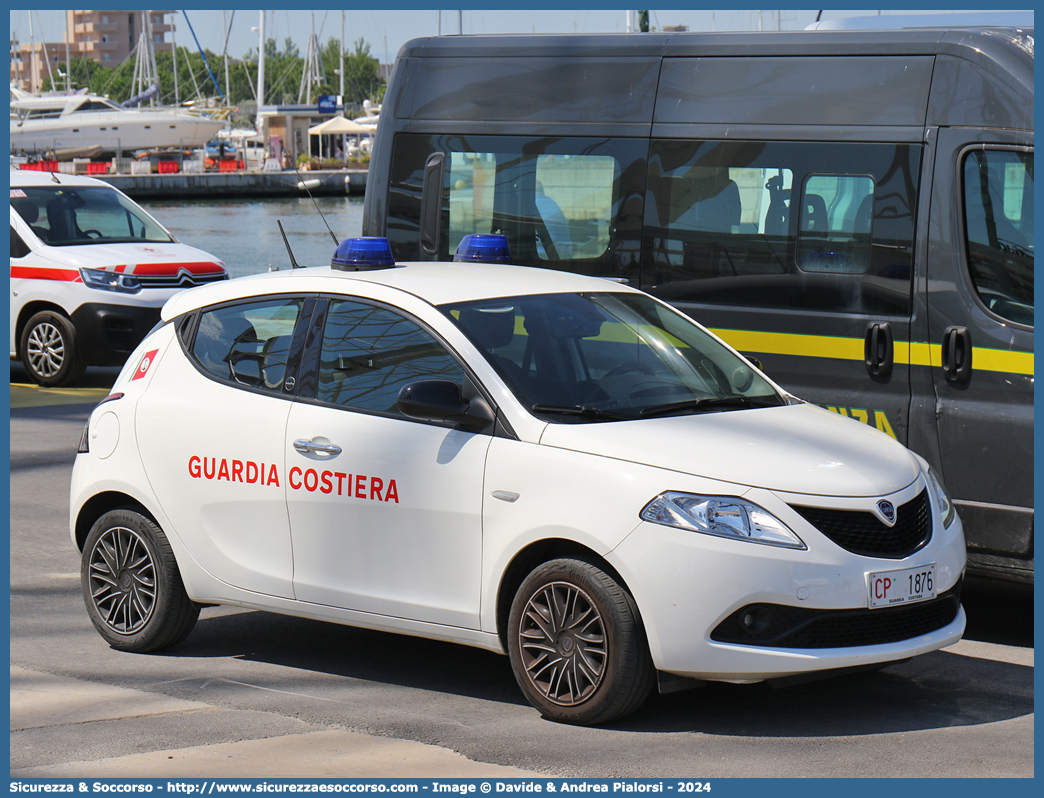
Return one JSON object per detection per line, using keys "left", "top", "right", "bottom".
{"left": 453, "top": 234, "right": 512, "bottom": 264}
{"left": 331, "top": 237, "right": 395, "bottom": 271}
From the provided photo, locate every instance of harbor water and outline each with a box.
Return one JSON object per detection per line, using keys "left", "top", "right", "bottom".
{"left": 139, "top": 195, "right": 366, "bottom": 280}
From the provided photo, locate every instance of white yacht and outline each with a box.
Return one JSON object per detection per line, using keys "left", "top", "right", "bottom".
{"left": 10, "top": 88, "right": 225, "bottom": 159}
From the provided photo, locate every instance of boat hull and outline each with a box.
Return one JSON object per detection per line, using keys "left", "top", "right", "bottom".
{"left": 10, "top": 111, "right": 225, "bottom": 157}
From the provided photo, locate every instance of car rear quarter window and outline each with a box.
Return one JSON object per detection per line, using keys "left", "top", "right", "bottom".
{"left": 189, "top": 297, "right": 305, "bottom": 392}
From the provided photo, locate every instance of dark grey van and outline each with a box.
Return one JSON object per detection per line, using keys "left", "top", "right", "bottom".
{"left": 362, "top": 23, "right": 1034, "bottom": 583}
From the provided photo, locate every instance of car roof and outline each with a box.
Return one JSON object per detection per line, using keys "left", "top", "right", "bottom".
{"left": 9, "top": 169, "right": 116, "bottom": 190}
{"left": 161, "top": 261, "right": 639, "bottom": 321}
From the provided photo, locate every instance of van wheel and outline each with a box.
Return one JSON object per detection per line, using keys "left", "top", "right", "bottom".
{"left": 507, "top": 557, "right": 654, "bottom": 725}
{"left": 81, "top": 510, "right": 199, "bottom": 652}
{"left": 20, "top": 310, "right": 85, "bottom": 386}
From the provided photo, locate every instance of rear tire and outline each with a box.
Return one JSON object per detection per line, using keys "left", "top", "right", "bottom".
{"left": 81, "top": 510, "right": 199, "bottom": 652}
{"left": 507, "top": 557, "right": 654, "bottom": 725}
{"left": 20, "top": 310, "right": 85, "bottom": 387}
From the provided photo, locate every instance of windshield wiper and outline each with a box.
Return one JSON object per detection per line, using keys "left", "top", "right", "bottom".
{"left": 638, "top": 396, "right": 762, "bottom": 418}
{"left": 530, "top": 404, "right": 635, "bottom": 421}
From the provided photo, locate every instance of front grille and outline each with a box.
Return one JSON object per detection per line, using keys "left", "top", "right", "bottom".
{"left": 711, "top": 583, "right": 961, "bottom": 649}
{"left": 791, "top": 489, "right": 931, "bottom": 558}
{"left": 138, "top": 272, "right": 227, "bottom": 289}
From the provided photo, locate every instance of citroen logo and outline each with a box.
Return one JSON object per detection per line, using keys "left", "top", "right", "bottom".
{"left": 877, "top": 500, "right": 896, "bottom": 526}
{"left": 176, "top": 269, "right": 197, "bottom": 287}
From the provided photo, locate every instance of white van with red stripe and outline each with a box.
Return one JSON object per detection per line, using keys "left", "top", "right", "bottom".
{"left": 10, "top": 169, "right": 227, "bottom": 386}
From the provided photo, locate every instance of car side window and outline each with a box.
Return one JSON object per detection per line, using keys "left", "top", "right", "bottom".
{"left": 190, "top": 297, "right": 305, "bottom": 392}
{"left": 961, "top": 148, "right": 1034, "bottom": 326}
{"left": 317, "top": 299, "right": 465, "bottom": 416}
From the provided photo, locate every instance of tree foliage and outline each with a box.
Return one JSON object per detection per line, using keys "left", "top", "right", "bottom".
{"left": 40, "top": 37, "right": 385, "bottom": 108}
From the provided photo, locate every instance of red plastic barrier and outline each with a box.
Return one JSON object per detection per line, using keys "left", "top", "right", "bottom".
{"left": 218, "top": 158, "right": 240, "bottom": 172}
{"left": 86, "top": 162, "right": 109, "bottom": 175}
{"left": 158, "top": 160, "right": 179, "bottom": 174}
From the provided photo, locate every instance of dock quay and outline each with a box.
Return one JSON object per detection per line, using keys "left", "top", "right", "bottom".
{"left": 90, "top": 168, "right": 368, "bottom": 200}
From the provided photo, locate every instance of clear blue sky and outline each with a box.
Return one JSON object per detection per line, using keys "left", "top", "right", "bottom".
{"left": 8, "top": 8, "right": 1012, "bottom": 67}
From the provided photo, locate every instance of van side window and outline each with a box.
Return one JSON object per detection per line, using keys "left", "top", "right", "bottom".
{"left": 643, "top": 140, "right": 918, "bottom": 315}
{"left": 447, "top": 151, "right": 617, "bottom": 262}
{"left": 386, "top": 133, "right": 646, "bottom": 279}
{"left": 962, "top": 149, "right": 1034, "bottom": 326}
{"left": 797, "top": 175, "right": 876, "bottom": 274}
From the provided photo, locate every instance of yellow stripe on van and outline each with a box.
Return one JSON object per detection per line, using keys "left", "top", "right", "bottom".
{"left": 710, "top": 329, "right": 1034, "bottom": 376}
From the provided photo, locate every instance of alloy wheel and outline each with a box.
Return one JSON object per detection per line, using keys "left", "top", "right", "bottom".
{"left": 517, "top": 581, "right": 607, "bottom": 706}
{"left": 86, "top": 525, "right": 158, "bottom": 635}
{"left": 25, "top": 321, "right": 65, "bottom": 378}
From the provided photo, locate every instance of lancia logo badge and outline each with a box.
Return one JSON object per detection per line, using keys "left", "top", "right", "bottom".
{"left": 877, "top": 500, "right": 896, "bottom": 526}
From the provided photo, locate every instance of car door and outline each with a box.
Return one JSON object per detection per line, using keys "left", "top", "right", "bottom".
{"left": 285, "top": 296, "right": 491, "bottom": 628}
{"left": 135, "top": 294, "right": 312, "bottom": 599}
{"left": 924, "top": 130, "right": 1034, "bottom": 569}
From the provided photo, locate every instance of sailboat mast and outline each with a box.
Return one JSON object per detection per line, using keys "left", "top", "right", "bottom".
{"left": 65, "top": 12, "right": 71, "bottom": 91}
{"left": 256, "top": 10, "right": 266, "bottom": 134}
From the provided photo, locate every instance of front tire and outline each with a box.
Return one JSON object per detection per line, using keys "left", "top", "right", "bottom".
{"left": 20, "top": 310, "right": 85, "bottom": 386}
{"left": 507, "top": 557, "right": 654, "bottom": 725}
{"left": 81, "top": 510, "right": 199, "bottom": 652}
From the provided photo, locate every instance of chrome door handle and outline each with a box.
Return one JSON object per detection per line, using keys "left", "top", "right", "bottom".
{"left": 293, "top": 439, "right": 342, "bottom": 456}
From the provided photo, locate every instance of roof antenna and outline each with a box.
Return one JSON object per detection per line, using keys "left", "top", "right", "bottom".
{"left": 294, "top": 164, "right": 340, "bottom": 246}
{"left": 276, "top": 219, "right": 303, "bottom": 269}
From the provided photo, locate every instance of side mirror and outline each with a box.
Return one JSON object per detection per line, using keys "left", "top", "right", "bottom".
{"left": 397, "top": 379, "right": 495, "bottom": 433}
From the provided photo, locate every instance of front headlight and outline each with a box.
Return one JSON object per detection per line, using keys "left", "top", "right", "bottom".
{"left": 640, "top": 492, "right": 806, "bottom": 550}
{"left": 80, "top": 268, "right": 142, "bottom": 294}
{"left": 924, "top": 468, "right": 956, "bottom": 529}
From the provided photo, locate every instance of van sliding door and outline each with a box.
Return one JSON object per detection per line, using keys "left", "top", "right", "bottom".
{"left": 642, "top": 139, "right": 921, "bottom": 446}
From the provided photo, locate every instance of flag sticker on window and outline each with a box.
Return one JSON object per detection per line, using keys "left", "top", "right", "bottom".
{"left": 131, "top": 349, "right": 160, "bottom": 381}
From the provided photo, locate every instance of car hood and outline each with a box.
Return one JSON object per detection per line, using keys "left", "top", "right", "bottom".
{"left": 38, "top": 242, "right": 224, "bottom": 274}
{"left": 538, "top": 402, "right": 920, "bottom": 498}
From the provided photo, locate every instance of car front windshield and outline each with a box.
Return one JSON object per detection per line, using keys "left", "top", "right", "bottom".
{"left": 442, "top": 291, "right": 783, "bottom": 421}
{"left": 10, "top": 185, "right": 174, "bottom": 247}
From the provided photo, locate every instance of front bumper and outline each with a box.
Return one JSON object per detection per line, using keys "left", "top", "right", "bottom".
{"left": 70, "top": 302, "right": 163, "bottom": 366}
{"left": 608, "top": 502, "right": 967, "bottom": 682}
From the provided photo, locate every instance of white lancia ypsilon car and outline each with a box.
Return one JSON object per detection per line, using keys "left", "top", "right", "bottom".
{"left": 70, "top": 235, "right": 966, "bottom": 725}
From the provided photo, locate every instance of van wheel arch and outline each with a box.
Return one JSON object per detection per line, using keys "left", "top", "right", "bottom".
{"left": 15, "top": 301, "right": 68, "bottom": 355}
